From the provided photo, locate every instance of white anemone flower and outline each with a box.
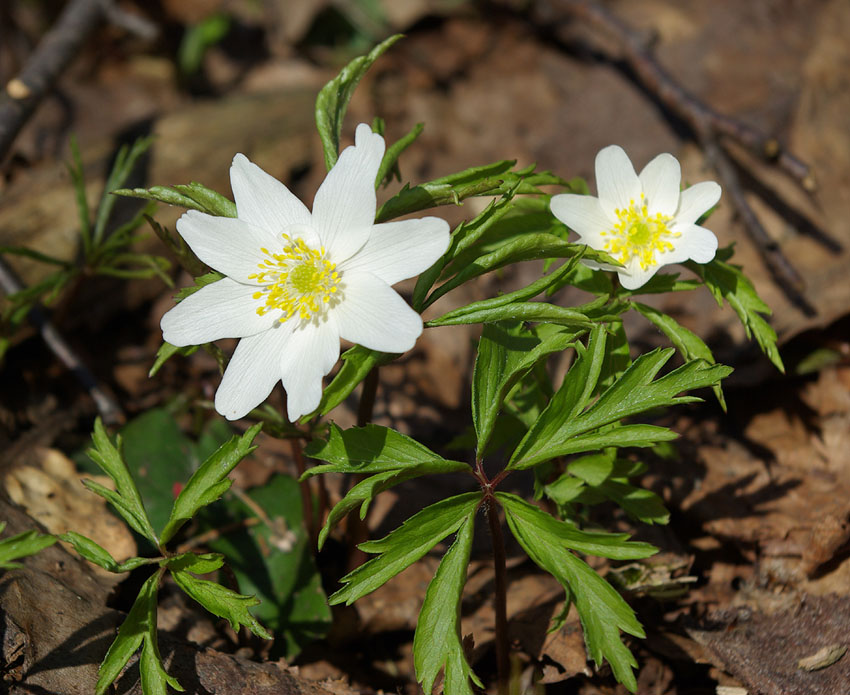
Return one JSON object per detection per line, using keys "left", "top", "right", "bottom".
{"left": 161, "top": 124, "right": 450, "bottom": 421}
{"left": 550, "top": 145, "right": 721, "bottom": 290}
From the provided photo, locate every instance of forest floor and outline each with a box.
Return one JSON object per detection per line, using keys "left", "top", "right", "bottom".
{"left": 2, "top": 1, "right": 850, "bottom": 694}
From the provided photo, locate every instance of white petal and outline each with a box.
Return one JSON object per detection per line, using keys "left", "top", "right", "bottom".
{"left": 215, "top": 323, "right": 294, "bottom": 420}
{"left": 230, "top": 154, "right": 312, "bottom": 233}
{"left": 279, "top": 320, "right": 340, "bottom": 421}
{"left": 333, "top": 272, "right": 422, "bottom": 353}
{"left": 595, "top": 145, "right": 641, "bottom": 217}
{"left": 161, "top": 277, "right": 280, "bottom": 346}
{"left": 639, "top": 153, "right": 681, "bottom": 216}
{"left": 675, "top": 181, "right": 721, "bottom": 227}
{"left": 312, "top": 123, "right": 385, "bottom": 262}
{"left": 664, "top": 224, "right": 719, "bottom": 264}
{"left": 176, "top": 211, "right": 271, "bottom": 283}
{"left": 338, "top": 217, "right": 450, "bottom": 286}
{"left": 550, "top": 193, "right": 613, "bottom": 242}
{"left": 618, "top": 263, "right": 661, "bottom": 290}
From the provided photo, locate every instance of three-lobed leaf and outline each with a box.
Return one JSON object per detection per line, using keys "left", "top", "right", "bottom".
{"left": 172, "top": 569, "right": 271, "bottom": 639}
{"left": 330, "top": 493, "right": 481, "bottom": 606}
{"left": 304, "top": 424, "right": 470, "bottom": 548}
{"left": 510, "top": 347, "right": 732, "bottom": 469}
{"left": 499, "top": 493, "right": 653, "bottom": 692}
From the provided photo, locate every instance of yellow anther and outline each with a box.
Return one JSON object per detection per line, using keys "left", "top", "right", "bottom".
{"left": 251, "top": 233, "right": 340, "bottom": 322}
{"left": 603, "top": 193, "right": 679, "bottom": 270}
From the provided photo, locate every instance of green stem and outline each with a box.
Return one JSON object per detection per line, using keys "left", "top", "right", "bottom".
{"left": 357, "top": 366, "right": 380, "bottom": 427}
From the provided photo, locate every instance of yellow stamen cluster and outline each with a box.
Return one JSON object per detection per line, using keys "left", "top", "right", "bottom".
{"left": 250, "top": 234, "right": 340, "bottom": 322}
{"left": 600, "top": 193, "right": 680, "bottom": 269}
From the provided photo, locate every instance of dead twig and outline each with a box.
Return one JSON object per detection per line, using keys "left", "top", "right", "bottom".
{"left": 0, "top": 0, "right": 125, "bottom": 423}
{"left": 529, "top": 0, "right": 819, "bottom": 312}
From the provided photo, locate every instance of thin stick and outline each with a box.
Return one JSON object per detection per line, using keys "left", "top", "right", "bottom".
{"left": 0, "top": 259, "right": 124, "bottom": 423}
{"left": 288, "top": 437, "right": 317, "bottom": 548}
{"left": 0, "top": 0, "right": 110, "bottom": 163}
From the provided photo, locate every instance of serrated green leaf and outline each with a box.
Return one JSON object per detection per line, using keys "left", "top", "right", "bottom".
{"left": 510, "top": 348, "right": 732, "bottom": 469}
{"left": 304, "top": 423, "right": 468, "bottom": 475}
{"left": 473, "top": 322, "right": 584, "bottom": 458}
{"left": 305, "top": 424, "right": 470, "bottom": 548}
{"left": 426, "top": 256, "right": 582, "bottom": 328}
{"left": 685, "top": 254, "right": 784, "bottom": 372}
{"left": 499, "top": 493, "right": 651, "bottom": 692}
{"left": 114, "top": 182, "right": 237, "bottom": 218}
{"left": 427, "top": 234, "right": 614, "bottom": 309}
{"left": 414, "top": 515, "right": 481, "bottom": 695}
{"left": 96, "top": 571, "right": 164, "bottom": 695}
{"left": 164, "top": 551, "right": 225, "bottom": 574}
{"left": 316, "top": 35, "right": 402, "bottom": 170}
{"left": 497, "top": 493, "right": 656, "bottom": 560}
{"left": 172, "top": 569, "right": 271, "bottom": 639}
{"left": 160, "top": 424, "right": 261, "bottom": 544}
{"left": 0, "top": 527, "right": 56, "bottom": 569}
{"left": 330, "top": 492, "right": 481, "bottom": 606}
{"left": 85, "top": 419, "right": 158, "bottom": 543}
{"left": 428, "top": 300, "right": 596, "bottom": 328}
{"left": 59, "top": 531, "right": 120, "bottom": 571}
{"left": 377, "top": 160, "right": 515, "bottom": 225}
{"left": 633, "top": 301, "right": 725, "bottom": 410}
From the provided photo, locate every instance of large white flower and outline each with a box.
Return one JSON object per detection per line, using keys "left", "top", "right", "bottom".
{"left": 161, "top": 124, "right": 450, "bottom": 421}
{"left": 550, "top": 145, "right": 721, "bottom": 290}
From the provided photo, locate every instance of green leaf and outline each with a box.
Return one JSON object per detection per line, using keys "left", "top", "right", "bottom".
{"left": 497, "top": 493, "right": 656, "bottom": 560}
{"left": 304, "top": 424, "right": 469, "bottom": 548}
{"left": 414, "top": 515, "right": 481, "bottom": 695}
{"left": 178, "top": 13, "right": 231, "bottom": 77}
{"left": 0, "top": 525, "right": 56, "bottom": 569}
{"left": 427, "top": 234, "right": 613, "bottom": 309}
{"left": 330, "top": 492, "right": 481, "bottom": 606}
{"left": 315, "top": 34, "right": 402, "bottom": 171}
{"left": 114, "top": 182, "right": 237, "bottom": 218}
{"left": 376, "top": 122, "right": 424, "bottom": 187}
{"left": 164, "top": 551, "right": 225, "bottom": 575}
{"left": 201, "top": 475, "right": 331, "bottom": 658}
{"left": 428, "top": 301, "right": 596, "bottom": 328}
{"left": 473, "top": 322, "right": 584, "bottom": 458}
{"left": 304, "top": 423, "right": 468, "bottom": 475}
{"left": 545, "top": 454, "right": 670, "bottom": 525}
{"left": 59, "top": 531, "right": 120, "bottom": 571}
{"left": 159, "top": 424, "right": 261, "bottom": 544}
{"left": 377, "top": 160, "right": 515, "bottom": 224}
{"left": 426, "top": 256, "right": 582, "bottom": 327}
{"left": 632, "top": 302, "right": 725, "bottom": 410}
{"left": 85, "top": 419, "right": 158, "bottom": 543}
{"left": 95, "top": 571, "right": 182, "bottom": 695}
{"left": 499, "top": 493, "right": 652, "bottom": 692}
{"left": 172, "top": 569, "right": 271, "bottom": 639}
{"left": 685, "top": 254, "right": 784, "bottom": 372}
{"left": 510, "top": 348, "right": 732, "bottom": 469}
{"left": 116, "top": 408, "right": 233, "bottom": 539}
{"left": 149, "top": 341, "right": 199, "bottom": 378}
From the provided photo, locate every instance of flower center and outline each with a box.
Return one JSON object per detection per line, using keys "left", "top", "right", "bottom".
{"left": 249, "top": 232, "right": 340, "bottom": 322}
{"left": 600, "top": 193, "right": 680, "bottom": 270}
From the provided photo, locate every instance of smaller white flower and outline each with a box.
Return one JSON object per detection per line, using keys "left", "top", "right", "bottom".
{"left": 550, "top": 145, "right": 721, "bottom": 290}
{"left": 161, "top": 123, "right": 450, "bottom": 422}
